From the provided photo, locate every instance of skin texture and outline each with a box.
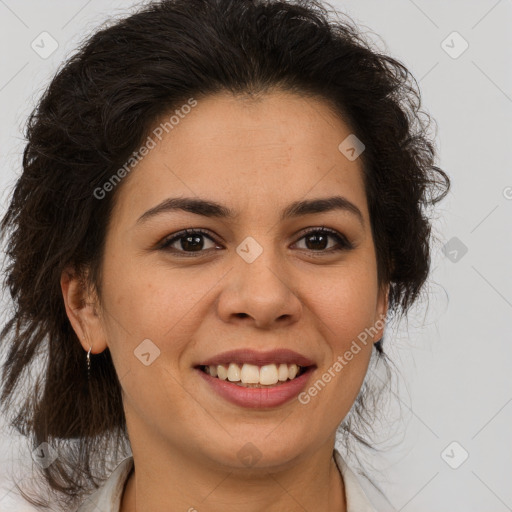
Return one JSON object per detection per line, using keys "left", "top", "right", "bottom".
{"left": 61, "top": 90, "right": 388, "bottom": 512}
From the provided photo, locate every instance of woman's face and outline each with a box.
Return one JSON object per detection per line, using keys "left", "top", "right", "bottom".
{"left": 67, "top": 90, "right": 387, "bottom": 470}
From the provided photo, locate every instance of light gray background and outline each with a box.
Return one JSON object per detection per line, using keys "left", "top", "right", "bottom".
{"left": 0, "top": 1, "right": 511, "bottom": 511}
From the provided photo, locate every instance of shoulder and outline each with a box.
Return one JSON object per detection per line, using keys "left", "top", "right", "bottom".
{"left": 333, "top": 448, "right": 384, "bottom": 512}
{"left": 76, "top": 456, "right": 134, "bottom": 512}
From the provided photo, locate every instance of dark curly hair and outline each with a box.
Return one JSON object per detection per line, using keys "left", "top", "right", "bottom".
{"left": 0, "top": 0, "right": 449, "bottom": 509}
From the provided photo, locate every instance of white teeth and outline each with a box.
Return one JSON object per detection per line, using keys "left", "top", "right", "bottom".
{"left": 240, "top": 363, "right": 260, "bottom": 384}
{"left": 278, "top": 363, "right": 288, "bottom": 381}
{"left": 227, "top": 363, "right": 241, "bottom": 382}
{"left": 259, "top": 364, "right": 278, "bottom": 385}
{"left": 217, "top": 365, "right": 228, "bottom": 380}
{"left": 204, "top": 362, "right": 304, "bottom": 385}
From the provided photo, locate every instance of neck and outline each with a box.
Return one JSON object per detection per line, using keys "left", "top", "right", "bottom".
{"left": 120, "top": 443, "right": 346, "bottom": 512}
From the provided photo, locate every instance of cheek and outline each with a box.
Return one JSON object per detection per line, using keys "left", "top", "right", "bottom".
{"left": 306, "top": 265, "right": 379, "bottom": 392}
{"left": 101, "top": 255, "right": 217, "bottom": 358}
{"left": 312, "top": 264, "right": 379, "bottom": 335}
{"left": 99, "top": 261, "right": 204, "bottom": 423}
{"left": 292, "top": 272, "right": 377, "bottom": 434}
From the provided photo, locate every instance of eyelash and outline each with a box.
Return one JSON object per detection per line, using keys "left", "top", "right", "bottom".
{"left": 158, "top": 227, "right": 353, "bottom": 256}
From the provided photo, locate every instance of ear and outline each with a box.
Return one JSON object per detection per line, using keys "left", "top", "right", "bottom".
{"left": 372, "top": 281, "right": 390, "bottom": 344}
{"left": 60, "top": 267, "right": 108, "bottom": 354}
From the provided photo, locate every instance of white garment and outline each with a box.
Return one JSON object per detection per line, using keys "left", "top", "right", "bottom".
{"left": 76, "top": 448, "right": 378, "bottom": 511}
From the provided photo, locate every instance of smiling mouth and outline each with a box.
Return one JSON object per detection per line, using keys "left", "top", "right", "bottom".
{"left": 197, "top": 363, "right": 310, "bottom": 388}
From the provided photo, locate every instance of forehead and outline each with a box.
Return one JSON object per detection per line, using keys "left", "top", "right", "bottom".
{"left": 112, "top": 90, "right": 368, "bottom": 225}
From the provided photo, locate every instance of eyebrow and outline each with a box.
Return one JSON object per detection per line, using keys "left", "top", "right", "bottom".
{"left": 136, "top": 195, "right": 365, "bottom": 227}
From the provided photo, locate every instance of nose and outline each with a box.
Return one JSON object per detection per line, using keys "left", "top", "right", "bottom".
{"left": 216, "top": 246, "right": 302, "bottom": 330}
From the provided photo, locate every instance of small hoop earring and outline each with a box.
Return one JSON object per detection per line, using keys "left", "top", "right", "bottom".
{"left": 87, "top": 345, "right": 92, "bottom": 381}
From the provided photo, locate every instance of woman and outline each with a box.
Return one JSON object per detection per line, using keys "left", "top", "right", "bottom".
{"left": 0, "top": 0, "right": 450, "bottom": 510}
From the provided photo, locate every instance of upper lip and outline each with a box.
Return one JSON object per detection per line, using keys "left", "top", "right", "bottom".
{"left": 196, "top": 349, "right": 316, "bottom": 368}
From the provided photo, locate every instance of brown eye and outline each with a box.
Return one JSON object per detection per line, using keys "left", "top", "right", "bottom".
{"left": 159, "top": 227, "right": 353, "bottom": 257}
{"left": 160, "top": 229, "right": 219, "bottom": 254}
{"left": 294, "top": 228, "right": 353, "bottom": 252}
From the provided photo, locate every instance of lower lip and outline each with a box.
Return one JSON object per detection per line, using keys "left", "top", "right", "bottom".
{"left": 196, "top": 367, "right": 315, "bottom": 408}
